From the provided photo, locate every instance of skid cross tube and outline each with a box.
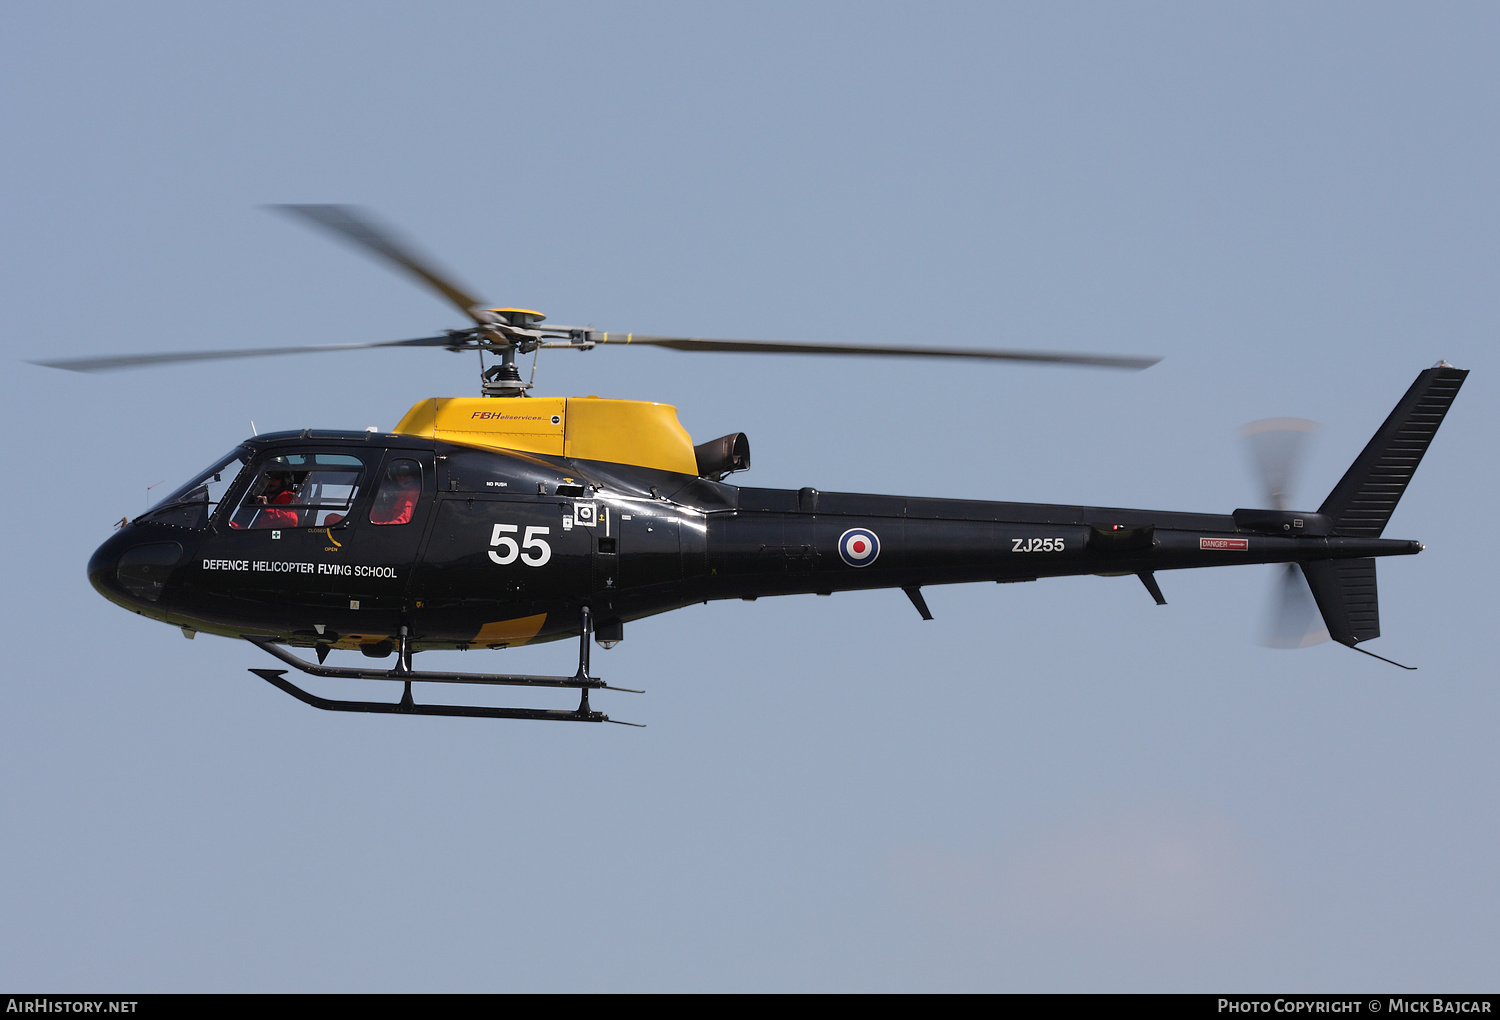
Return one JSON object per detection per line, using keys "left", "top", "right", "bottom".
{"left": 244, "top": 607, "right": 644, "bottom": 723}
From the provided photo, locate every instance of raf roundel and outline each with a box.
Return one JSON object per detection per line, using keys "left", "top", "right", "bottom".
{"left": 838, "top": 528, "right": 881, "bottom": 568}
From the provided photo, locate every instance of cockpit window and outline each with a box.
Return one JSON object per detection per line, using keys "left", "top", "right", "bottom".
{"left": 136, "top": 447, "right": 251, "bottom": 530}
{"left": 228, "top": 453, "right": 366, "bottom": 531}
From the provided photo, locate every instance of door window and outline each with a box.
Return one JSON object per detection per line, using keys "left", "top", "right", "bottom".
{"left": 370, "top": 459, "right": 422, "bottom": 526}
{"left": 228, "top": 453, "right": 366, "bottom": 530}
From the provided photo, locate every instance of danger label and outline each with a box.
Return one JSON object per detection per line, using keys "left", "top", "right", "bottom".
{"left": 1200, "top": 537, "right": 1249, "bottom": 551}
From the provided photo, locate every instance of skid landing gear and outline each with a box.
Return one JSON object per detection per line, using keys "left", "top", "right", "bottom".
{"left": 245, "top": 607, "right": 643, "bottom": 725}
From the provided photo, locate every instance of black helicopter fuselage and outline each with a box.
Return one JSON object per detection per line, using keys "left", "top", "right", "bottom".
{"left": 89, "top": 427, "right": 1422, "bottom": 659}
{"left": 54, "top": 201, "right": 1469, "bottom": 721}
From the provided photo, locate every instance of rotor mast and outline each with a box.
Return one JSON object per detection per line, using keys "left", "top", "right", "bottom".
{"left": 465, "top": 308, "right": 601, "bottom": 398}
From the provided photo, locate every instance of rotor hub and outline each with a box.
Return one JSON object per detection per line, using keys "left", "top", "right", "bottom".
{"left": 488, "top": 308, "right": 546, "bottom": 327}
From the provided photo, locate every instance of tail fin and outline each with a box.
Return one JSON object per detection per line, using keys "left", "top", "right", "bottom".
{"left": 1301, "top": 363, "right": 1467, "bottom": 658}
{"left": 1301, "top": 558, "right": 1379, "bottom": 646}
{"left": 1318, "top": 364, "right": 1468, "bottom": 537}
{"left": 1302, "top": 557, "right": 1414, "bottom": 666}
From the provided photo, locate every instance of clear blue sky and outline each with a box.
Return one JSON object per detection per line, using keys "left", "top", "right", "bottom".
{"left": 3, "top": 2, "right": 1496, "bottom": 991}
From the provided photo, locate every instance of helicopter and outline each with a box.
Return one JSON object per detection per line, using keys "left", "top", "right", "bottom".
{"left": 48, "top": 207, "right": 1468, "bottom": 725}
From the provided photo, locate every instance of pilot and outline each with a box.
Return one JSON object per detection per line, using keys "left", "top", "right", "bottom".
{"left": 370, "top": 461, "right": 420, "bottom": 525}
{"left": 250, "top": 471, "right": 302, "bottom": 529}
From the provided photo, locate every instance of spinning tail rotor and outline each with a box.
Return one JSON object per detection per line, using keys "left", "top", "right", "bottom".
{"left": 1241, "top": 417, "right": 1329, "bottom": 649}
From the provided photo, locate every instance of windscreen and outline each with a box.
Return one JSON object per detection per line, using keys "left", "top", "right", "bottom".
{"left": 136, "top": 447, "right": 252, "bottom": 530}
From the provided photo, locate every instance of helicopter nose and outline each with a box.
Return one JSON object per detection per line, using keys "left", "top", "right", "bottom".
{"left": 89, "top": 529, "right": 186, "bottom": 606}
{"left": 88, "top": 531, "right": 127, "bottom": 597}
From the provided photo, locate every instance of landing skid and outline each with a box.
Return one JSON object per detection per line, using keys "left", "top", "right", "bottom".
{"left": 244, "top": 608, "right": 644, "bottom": 725}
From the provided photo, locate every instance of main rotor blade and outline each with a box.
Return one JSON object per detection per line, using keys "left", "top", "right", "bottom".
{"left": 1241, "top": 417, "right": 1319, "bottom": 510}
{"left": 590, "top": 334, "right": 1159, "bottom": 370}
{"left": 1262, "top": 563, "right": 1330, "bottom": 649}
{"left": 269, "top": 205, "right": 488, "bottom": 324}
{"left": 32, "top": 335, "right": 454, "bottom": 373}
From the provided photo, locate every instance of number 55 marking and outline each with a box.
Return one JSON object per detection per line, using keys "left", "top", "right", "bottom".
{"left": 489, "top": 523, "right": 553, "bottom": 567}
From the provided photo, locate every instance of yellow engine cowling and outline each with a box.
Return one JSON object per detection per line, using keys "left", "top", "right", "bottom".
{"left": 392, "top": 396, "right": 699, "bottom": 475}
